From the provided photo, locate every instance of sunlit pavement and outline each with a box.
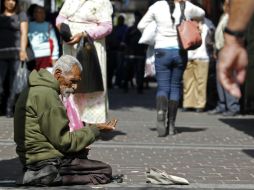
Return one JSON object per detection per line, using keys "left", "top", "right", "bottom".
{"left": 0, "top": 83, "right": 254, "bottom": 189}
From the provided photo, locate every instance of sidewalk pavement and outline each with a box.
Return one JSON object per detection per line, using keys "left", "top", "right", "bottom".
{"left": 0, "top": 84, "right": 254, "bottom": 189}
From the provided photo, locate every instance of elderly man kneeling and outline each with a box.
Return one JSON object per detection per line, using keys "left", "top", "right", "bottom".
{"left": 14, "top": 55, "right": 117, "bottom": 186}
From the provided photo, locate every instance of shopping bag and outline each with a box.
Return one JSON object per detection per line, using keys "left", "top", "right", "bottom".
{"left": 138, "top": 21, "right": 156, "bottom": 46}
{"left": 63, "top": 95, "right": 83, "bottom": 132}
{"left": 12, "top": 62, "right": 29, "bottom": 94}
{"left": 76, "top": 37, "right": 104, "bottom": 93}
{"left": 144, "top": 46, "right": 156, "bottom": 78}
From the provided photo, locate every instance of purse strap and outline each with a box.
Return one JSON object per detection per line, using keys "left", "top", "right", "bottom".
{"left": 179, "top": 1, "right": 186, "bottom": 23}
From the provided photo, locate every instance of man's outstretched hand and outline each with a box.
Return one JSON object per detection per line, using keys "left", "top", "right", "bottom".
{"left": 96, "top": 119, "right": 118, "bottom": 132}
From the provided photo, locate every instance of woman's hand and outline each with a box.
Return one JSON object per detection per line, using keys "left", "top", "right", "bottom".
{"left": 67, "top": 32, "right": 87, "bottom": 45}
{"left": 19, "top": 50, "right": 28, "bottom": 62}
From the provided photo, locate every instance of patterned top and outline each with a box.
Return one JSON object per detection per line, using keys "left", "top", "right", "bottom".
{"left": 56, "top": 0, "right": 113, "bottom": 40}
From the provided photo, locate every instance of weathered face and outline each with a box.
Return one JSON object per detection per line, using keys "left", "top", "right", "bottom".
{"left": 55, "top": 64, "right": 81, "bottom": 97}
{"left": 33, "top": 7, "right": 46, "bottom": 23}
{"left": 4, "top": 0, "right": 16, "bottom": 12}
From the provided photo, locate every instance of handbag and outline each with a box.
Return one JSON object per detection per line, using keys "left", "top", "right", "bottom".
{"left": 144, "top": 46, "right": 156, "bottom": 78}
{"left": 176, "top": 1, "right": 202, "bottom": 50}
{"left": 59, "top": 23, "right": 72, "bottom": 42}
{"left": 138, "top": 21, "right": 156, "bottom": 46}
{"left": 76, "top": 36, "right": 104, "bottom": 93}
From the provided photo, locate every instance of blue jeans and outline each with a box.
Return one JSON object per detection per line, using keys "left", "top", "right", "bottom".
{"left": 216, "top": 75, "right": 240, "bottom": 113}
{"left": 154, "top": 48, "right": 187, "bottom": 101}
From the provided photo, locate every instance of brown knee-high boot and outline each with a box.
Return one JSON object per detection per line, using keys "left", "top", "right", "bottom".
{"left": 156, "top": 96, "right": 168, "bottom": 137}
{"left": 168, "top": 100, "right": 178, "bottom": 135}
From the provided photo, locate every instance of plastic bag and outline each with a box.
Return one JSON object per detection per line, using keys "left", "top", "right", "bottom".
{"left": 12, "top": 62, "right": 29, "bottom": 94}
{"left": 138, "top": 21, "right": 156, "bottom": 46}
{"left": 63, "top": 95, "right": 83, "bottom": 132}
{"left": 144, "top": 46, "right": 156, "bottom": 78}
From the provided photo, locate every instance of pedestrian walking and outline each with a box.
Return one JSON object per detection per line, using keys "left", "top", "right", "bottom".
{"left": 209, "top": 0, "right": 240, "bottom": 116}
{"left": 0, "top": 0, "right": 28, "bottom": 117}
{"left": 56, "top": 0, "right": 113, "bottom": 124}
{"left": 138, "top": 0, "right": 204, "bottom": 136}
{"left": 218, "top": 0, "right": 254, "bottom": 98}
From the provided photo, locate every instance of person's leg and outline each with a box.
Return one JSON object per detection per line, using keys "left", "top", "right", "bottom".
{"left": 183, "top": 60, "right": 195, "bottom": 109}
{"left": 168, "top": 49, "right": 187, "bottom": 135}
{"left": 114, "top": 51, "right": 125, "bottom": 87}
{"left": 154, "top": 49, "right": 172, "bottom": 137}
{"left": 6, "top": 59, "right": 20, "bottom": 117}
{"left": 0, "top": 59, "right": 8, "bottom": 113}
{"left": 123, "top": 57, "right": 133, "bottom": 93}
{"left": 216, "top": 79, "right": 227, "bottom": 111}
{"left": 135, "top": 56, "right": 145, "bottom": 94}
{"left": 106, "top": 51, "right": 117, "bottom": 89}
{"left": 196, "top": 60, "right": 209, "bottom": 110}
{"left": 60, "top": 158, "right": 112, "bottom": 185}
{"left": 225, "top": 91, "right": 240, "bottom": 115}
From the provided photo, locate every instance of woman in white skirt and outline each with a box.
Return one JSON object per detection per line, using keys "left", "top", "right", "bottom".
{"left": 56, "top": 0, "right": 113, "bottom": 124}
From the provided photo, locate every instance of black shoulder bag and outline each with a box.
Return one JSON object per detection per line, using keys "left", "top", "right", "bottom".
{"left": 75, "top": 36, "right": 104, "bottom": 93}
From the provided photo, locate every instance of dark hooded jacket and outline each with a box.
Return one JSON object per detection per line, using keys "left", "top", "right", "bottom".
{"left": 14, "top": 69, "right": 100, "bottom": 165}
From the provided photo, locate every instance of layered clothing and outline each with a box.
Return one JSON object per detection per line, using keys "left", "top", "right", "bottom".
{"left": 14, "top": 69, "right": 99, "bottom": 165}
{"left": 56, "top": 0, "right": 113, "bottom": 123}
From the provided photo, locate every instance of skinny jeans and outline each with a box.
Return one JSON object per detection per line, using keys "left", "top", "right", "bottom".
{"left": 154, "top": 48, "right": 187, "bottom": 101}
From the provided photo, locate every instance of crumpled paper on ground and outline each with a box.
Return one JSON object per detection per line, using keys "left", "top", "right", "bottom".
{"left": 146, "top": 167, "right": 189, "bottom": 185}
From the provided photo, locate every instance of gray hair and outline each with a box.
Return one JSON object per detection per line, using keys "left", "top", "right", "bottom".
{"left": 52, "top": 55, "right": 83, "bottom": 74}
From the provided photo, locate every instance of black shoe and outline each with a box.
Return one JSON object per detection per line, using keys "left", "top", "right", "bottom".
{"left": 16, "top": 165, "right": 61, "bottom": 186}
{"left": 222, "top": 111, "right": 238, "bottom": 117}
{"left": 208, "top": 109, "right": 223, "bottom": 115}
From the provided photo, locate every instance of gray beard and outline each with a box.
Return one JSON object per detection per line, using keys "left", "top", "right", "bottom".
{"left": 62, "top": 88, "right": 74, "bottom": 98}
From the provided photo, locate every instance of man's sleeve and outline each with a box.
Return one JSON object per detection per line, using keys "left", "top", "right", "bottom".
{"left": 39, "top": 105, "right": 100, "bottom": 153}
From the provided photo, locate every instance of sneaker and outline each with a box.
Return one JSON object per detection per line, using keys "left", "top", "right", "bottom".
{"left": 222, "top": 111, "right": 238, "bottom": 117}
{"left": 208, "top": 109, "right": 223, "bottom": 115}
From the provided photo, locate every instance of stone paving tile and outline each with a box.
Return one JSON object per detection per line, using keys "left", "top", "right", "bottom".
{"left": 0, "top": 87, "right": 254, "bottom": 189}
{"left": 88, "top": 146, "right": 254, "bottom": 185}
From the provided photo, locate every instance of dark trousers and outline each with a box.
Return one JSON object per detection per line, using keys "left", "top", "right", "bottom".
{"left": 21, "top": 157, "right": 112, "bottom": 186}
{"left": 60, "top": 158, "right": 112, "bottom": 185}
{"left": 123, "top": 55, "right": 145, "bottom": 92}
{"left": 0, "top": 59, "right": 20, "bottom": 112}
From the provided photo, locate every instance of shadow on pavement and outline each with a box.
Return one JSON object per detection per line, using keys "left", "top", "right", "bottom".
{"left": 219, "top": 118, "right": 254, "bottom": 137}
{"left": 242, "top": 149, "right": 254, "bottom": 159}
{"left": 0, "top": 157, "right": 22, "bottom": 181}
{"left": 108, "top": 86, "right": 156, "bottom": 110}
{"left": 149, "top": 126, "right": 206, "bottom": 133}
{"left": 99, "top": 130, "right": 127, "bottom": 141}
